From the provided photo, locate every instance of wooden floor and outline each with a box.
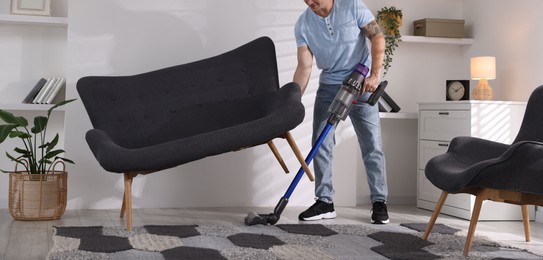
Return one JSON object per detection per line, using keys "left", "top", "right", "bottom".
{"left": 1, "top": 204, "right": 543, "bottom": 259}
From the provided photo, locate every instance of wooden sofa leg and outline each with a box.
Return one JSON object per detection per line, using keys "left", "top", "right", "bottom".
{"left": 521, "top": 204, "right": 531, "bottom": 242}
{"left": 123, "top": 172, "right": 135, "bottom": 231}
{"left": 464, "top": 193, "right": 485, "bottom": 256}
{"left": 423, "top": 191, "right": 448, "bottom": 240}
{"left": 284, "top": 131, "right": 314, "bottom": 182}
{"left": 267, "top": 140, "right": 290, "bottom": 173}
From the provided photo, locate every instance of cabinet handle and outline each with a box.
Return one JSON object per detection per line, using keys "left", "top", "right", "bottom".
{"left": 438, "top": 143, "right": 449, "bottom": 147}
{"left": 438, "top": 112, "right": 450, "bottom": 115}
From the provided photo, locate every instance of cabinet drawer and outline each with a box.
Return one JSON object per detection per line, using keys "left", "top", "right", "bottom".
{"left": 419, "top": 110, "right": 470, "bottom": 141}
{"left": 418, "top": 170, "right": 442, "bottom": 203}
{"left": 419, "top": 140, "right": 449, "bottom": 170}
{"left": 418, "top": 170, "right": 471, "bottom": 209}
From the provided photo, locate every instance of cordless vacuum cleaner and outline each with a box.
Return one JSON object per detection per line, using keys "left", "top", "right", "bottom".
{"left": 245, "top": 63, "right": 387, "bottom": 226}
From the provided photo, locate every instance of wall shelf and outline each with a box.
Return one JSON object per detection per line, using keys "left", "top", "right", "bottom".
{"left": 0, "top": 14, "right": 67, "bottom": 27}
{"left": 380, "top": 112, "right": 417, "bottom": 119}
{"left": 402, "top": 35, "right": 473, "bottom": 45}
{"left": 0, "top": 103, "right": 59, "bottom": 111}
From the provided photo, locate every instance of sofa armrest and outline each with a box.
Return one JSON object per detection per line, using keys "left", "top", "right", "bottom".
{"left": 264, "top": 82, "right": 302, "bottom": 112}
{"left": 85, "top": 129, "right": 128, "bottom": 173}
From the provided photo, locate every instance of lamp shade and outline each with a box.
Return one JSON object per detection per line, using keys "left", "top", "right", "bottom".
{"left": 470, "top": 56, "right": 496, "bottom": 80}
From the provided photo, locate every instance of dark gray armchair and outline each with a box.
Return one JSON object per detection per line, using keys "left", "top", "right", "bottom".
{"left": 77, "top": 37, "right": 312, "bottom": 230}
{"left": 422, "top": 85, "right": 543, "bottom": 256}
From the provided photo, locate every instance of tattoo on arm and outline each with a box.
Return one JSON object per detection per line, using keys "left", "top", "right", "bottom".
{"left": 363, "top": 20, "right": 383, "bottom": 40}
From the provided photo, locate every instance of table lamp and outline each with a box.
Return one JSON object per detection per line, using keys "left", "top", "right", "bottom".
{"left": 470, "top": 56, "right": 496, "bottom": 100}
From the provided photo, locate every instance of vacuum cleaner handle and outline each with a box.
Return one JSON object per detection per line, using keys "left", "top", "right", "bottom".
{"left": 328, "top": 64, "right": 388, "bottom": 124}
{"left": 366, "top": 80, "right": 388, "bottom": 106}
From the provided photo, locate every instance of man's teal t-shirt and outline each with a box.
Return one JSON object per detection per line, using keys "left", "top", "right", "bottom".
{"left": 295, "top": 0, "right": 375, "bottom": 85}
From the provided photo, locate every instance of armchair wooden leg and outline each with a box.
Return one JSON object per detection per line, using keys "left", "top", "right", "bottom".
{"left": 423, "top": 191, "right": 448, "bottom": 240}
{"left": 521, "top": 204, "right": 531, "bottom": 242}
{"left": 284, "top": 131, "right": 314, "bottom": 182}
{"left": 464, "top": 194, "right": 485, "bottom": 256}
{"left": 120, "top": 193, "right": 125, "bottom": 218}
{"left": 123, "top": 172, "right": 135, "bottom": 231}
{"left": 267, "top": 140, "right": 290, "bottom": 173}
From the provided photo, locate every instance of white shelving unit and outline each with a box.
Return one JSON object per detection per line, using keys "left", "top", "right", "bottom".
{"left": 0, "top": 9, "right": 69, "bottom": 208}
{"left": 402, "top": 35, "right": 474, "bottom": 45}
{"left": 0, "top": 103, "right": 65, "bottom": 112}
{"left": 0, "top": 13, "right": 68, "bottom": 111}
{"left": 0, "top": 14, "right": 67, "bottom": 27}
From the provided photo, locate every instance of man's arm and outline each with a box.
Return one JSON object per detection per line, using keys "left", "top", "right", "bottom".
{"left": 362, "top": 20, "right": 385, "bottom": 92}
{"left": 293, "top": 46, "right": 313, "bottom": 95}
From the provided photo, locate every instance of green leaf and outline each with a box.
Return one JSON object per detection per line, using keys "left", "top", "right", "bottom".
{"left": 0, "top": 124, "right": 17, "bottom": 143}
{"left": 0, "top": 110, "right": 28, "bottom": 127}
{"left": 9, "top": 131, "right": 32, "bottom": 139}
{"left": 39, "top": 158, "right": 53, "bottom": 165}
{"left": 45, "top": 134, "right": 59, "bottom": 153}
{"left": 48, "top": 99, "right": 76, "bottom": 117}
{"left": 6, "top": 152, "right": 18, "bottom": 161}
{"left": 13, "top": 147, "right": 30, "bottom": 155}
{"left": 31, "top": 116, "right": 48, "bottom": 134}
{"left": 56, "top": 157, "right": 75, "bottom": 164}
{"left": 5, "top": 153, "right": 30, "bottom": 172}
{"left": 44, "top": 149, "right": 65, "bottom": 159}
{"left": 0, "top": 110, "right": 17, "bottom": 124}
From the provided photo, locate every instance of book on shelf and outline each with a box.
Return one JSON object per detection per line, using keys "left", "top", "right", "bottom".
{"left": 33, "top": 78, "right": 57, "bottom": 104}
{"left": 43, "top": 78, "right": 65, "bottom": 104}
{"left": 22, "top": 78, "right": 47, "bottom": 103}
{"left": 22, "top": 77, "right": 66, "bottom": 104}
{"left": 378, "top": 91, "right": 401, "bottom": 112}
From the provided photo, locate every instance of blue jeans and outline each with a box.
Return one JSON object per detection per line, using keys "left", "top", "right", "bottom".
{"left": 312, "top": 83, "right": 388, "bottom": 204}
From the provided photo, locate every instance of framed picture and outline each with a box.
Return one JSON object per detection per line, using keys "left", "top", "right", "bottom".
{"left": 11, "top": 0, "right": 51, "bottom": 16}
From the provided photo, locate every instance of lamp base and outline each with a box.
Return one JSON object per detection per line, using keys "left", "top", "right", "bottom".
{"left": 472, "top": 78, "right": 494, "bottom": 100}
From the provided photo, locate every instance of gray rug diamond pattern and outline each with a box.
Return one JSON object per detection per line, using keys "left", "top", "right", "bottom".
{"left": 47, "top": 223, "right": 542, "bottom": 259}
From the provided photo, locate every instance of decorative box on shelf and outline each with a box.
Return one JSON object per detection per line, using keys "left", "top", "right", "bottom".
{"left": 414, "top": 18, "right": 465, "bottom": 38}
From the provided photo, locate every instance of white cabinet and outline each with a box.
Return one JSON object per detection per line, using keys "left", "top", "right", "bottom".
{"left": 417, "top": 101, "right": 535, "bottom": 220}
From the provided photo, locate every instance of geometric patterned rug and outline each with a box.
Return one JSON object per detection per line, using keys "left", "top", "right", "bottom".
{"left": 47, "top": 223, "right": 542, "bottom": 260}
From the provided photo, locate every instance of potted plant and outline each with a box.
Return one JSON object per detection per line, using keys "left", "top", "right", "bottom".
{"left": 376, "top": 6, "right": 403, "bottom": 77}
{"left": 0, "top": 99, "right": 75, "bottom": 220}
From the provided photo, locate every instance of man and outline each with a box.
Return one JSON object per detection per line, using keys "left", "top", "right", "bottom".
{"left": 293, "top": 0, "right": 389, "bottom": 224}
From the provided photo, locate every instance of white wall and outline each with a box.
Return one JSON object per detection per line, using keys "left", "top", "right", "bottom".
{"left": 463, "top": 0, "right": 543, "bottom": 100}
{"left": 54, "top": 0, "right": 543, "bottom": 211}
{"left": 65, "top": 0, "right": 319, "bottom": 210}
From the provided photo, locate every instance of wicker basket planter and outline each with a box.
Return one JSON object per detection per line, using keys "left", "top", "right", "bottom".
{"left": 8, "top": 162, "right": 67, "bottom": 221}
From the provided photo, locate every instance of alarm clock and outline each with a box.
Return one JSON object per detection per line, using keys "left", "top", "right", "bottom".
{"left": 446, "top": 80, "right": 469, "bottom": 101}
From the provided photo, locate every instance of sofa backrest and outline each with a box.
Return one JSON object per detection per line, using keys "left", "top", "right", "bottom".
{"left": 77, "top": 37, "right": 280, "bottom": 147}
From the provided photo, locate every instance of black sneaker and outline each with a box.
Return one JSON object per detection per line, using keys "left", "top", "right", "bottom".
{"left": 298, "top": 200, "right": 337, "bottom": 221}
{"left": 371, "top": 201, "right": 389, "bottom": 224}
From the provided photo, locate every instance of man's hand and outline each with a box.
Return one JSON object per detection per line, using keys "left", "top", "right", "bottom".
{"left": 362, "top": 74, "right": 380, "bottom": 93}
